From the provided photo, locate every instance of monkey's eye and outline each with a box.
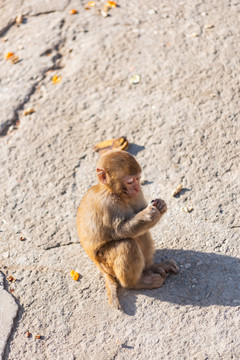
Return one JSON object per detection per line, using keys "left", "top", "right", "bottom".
{"left": 127, "top": 179, "right": 134, "bottom": 184}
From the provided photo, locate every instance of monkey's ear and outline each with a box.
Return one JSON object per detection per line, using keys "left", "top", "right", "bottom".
{"left": 97, "top": 168, "right": 107, "bottom": 184}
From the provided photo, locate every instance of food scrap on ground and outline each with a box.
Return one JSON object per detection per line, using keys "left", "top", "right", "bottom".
{"left": 204, "top": 24, "right": 214, "bottom": 29}
{"left": 70, "top": 270, "right": 80, "bottom": 281}
{"left": 140, "top": 174, "right": 146, "bottom": 185}
{"left": 172, "top": 184, "right": 183, "bottom": 197}
{"left": 182, "top": 206, "right": 194, "bottom": 213}
{"left": 106, "top": 1, "right": 117, "bottom": 8}
{"left": 69, "top": 9, "right": 78, "bottom": 15}
{"left": 190, "top": 32, "right": 199, "bottom": 38}
{"left": 52, "top": 75, "right": 62, "bottom": 84}
{"left": 4, "top": 52, "right": 20, "bottom": 63}
{"left": 23, "top": 108, "right": 35, "bottom": 116}
{"left": 5, "top": 52, "right": 14, "bottom": 59}
{"left": 86, "top": 1, "right": 96, "bottom": 7}
{"left": 101, "top": 1, "right": 117, "bottom": 17}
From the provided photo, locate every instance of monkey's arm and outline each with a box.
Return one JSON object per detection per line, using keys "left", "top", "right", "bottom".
{"left": 113, "top": 201, "right": 166, "bottom": 239}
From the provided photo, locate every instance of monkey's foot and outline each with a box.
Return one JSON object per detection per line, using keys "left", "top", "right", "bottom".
{"left": 149, "top": 260, "right": 179, "bottom": 277}
{"left": 136, "top": 272, "right": 166, "bottom": 289}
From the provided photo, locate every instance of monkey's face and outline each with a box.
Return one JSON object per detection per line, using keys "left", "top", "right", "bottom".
{"left": 122, "top": 174, "right": 141, "bottom": 197}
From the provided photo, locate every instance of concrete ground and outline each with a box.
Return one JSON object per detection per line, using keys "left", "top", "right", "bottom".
{"left": 0, "top": 0, "right": 240, "bottom": 359}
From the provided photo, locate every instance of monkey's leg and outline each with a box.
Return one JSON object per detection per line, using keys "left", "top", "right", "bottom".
{"left": 136, "top": 232, "right": 155, "bottom": 269}
{"left": 104, "top": 273, "right": 121, "bottom": 310}
{"left": 112, "top": 239, "right": 167, "bottom": 290}
{"left": 149, "top": 260, "right": 179, "bottom": 277}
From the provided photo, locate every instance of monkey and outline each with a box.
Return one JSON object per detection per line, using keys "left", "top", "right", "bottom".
{"left": 76, "top": 150, "right": 178, "bottom": 309}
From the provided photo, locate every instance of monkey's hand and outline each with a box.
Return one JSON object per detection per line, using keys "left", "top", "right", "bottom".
{"left": 114, "top": 199, "right": 167, "bottom": 239}
{"left": 148, "top": 199, "right": 167, "bottom": 214}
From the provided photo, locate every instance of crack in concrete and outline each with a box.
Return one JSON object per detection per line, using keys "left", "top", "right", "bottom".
{"left": 0, "top": 19, "right": 16, "bottom": 37}
{"left": 0, "top": 28, "right": 67, "bottom": 137}
{"left": 72, "top": 155, "right": 87, "bottom": 178}
{"left": 0, "top": 5, "right": 69, "bottom": 137}
{"left": 0, "top": 77, "right": 44, "bottom": 137}
{"left": 44, "top": 241, "right": 79, "bottom": 250}
{"left": 0, "top": 0, "right": 70, "bottom": 37}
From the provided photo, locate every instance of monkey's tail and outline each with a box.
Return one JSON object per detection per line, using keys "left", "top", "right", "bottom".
{"left": 94, "top": 243, "right": 118, "bottom": 283}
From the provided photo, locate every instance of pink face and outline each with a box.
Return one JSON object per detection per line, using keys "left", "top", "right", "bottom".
{"left": 122, "top": 174, "right": 141, "bottom": 197}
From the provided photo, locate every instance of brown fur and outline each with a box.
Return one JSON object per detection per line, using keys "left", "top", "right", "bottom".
{"left": 76, "top": 150, "right": 178, "bottom": 309}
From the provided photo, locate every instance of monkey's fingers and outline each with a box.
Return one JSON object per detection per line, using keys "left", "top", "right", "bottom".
{"left": 150, "top": 199, "right": 167, "bottom": 213}
{"left": 148, "top": 264, "right": 167, "bottom": 277}
{"left": 161, "top": 260, "right": 179, "bottom": 274}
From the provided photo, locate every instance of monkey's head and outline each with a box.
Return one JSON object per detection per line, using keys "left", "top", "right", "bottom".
{"left": 97, "top": 150, "right": 142, "bottom": 198}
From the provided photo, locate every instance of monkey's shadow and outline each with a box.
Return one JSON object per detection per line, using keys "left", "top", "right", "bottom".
{"left": 118, "top": 249, "right": 240, "bottom": 316}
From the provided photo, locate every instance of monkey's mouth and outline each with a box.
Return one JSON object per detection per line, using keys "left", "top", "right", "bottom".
{"left": 126, "top": 189, "right": 140, "bottom": 197}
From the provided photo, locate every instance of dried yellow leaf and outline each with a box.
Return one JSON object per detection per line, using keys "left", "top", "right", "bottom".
{"left": 94, "top": 136, "right": 128, "bottom": 152}
{"left": 94, "top": 138, "right": 115, "bottom": 150}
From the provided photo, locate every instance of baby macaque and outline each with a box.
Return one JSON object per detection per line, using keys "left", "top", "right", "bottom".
{"left": 77, "top": 150, "right": 178, "bottom": 309}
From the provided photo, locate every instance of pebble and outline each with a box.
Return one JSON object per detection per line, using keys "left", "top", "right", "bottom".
{"left": 129, "top": 74, "right": 141, "bottom": 85}
{"left": 185, "top": 263, "right": 191, "bottom": 269}
{"left": 148, "top": 9, "right": 156, "bottom": 15}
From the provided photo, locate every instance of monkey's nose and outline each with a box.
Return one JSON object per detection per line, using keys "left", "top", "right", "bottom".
{"left": 134, "top": 184, "right": 140, "bottom": 192}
